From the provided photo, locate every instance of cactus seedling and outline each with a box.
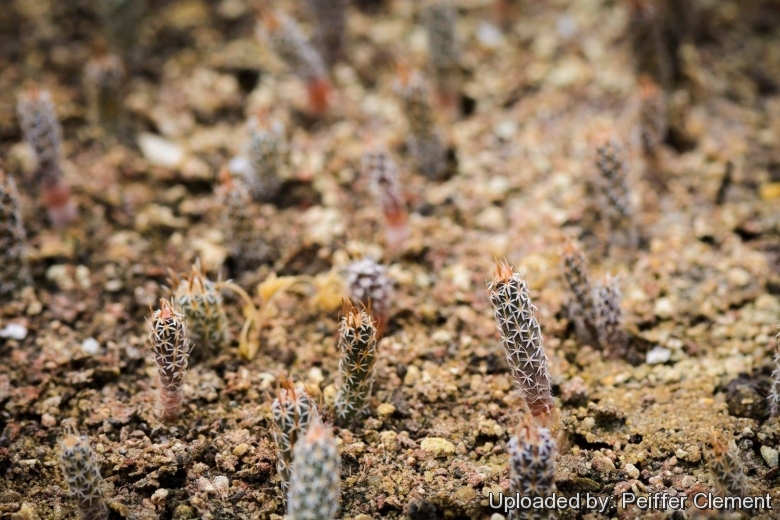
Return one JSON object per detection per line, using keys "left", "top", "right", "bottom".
{"left": 271, "top": 379, "right": 321, "bottom": 494}
{"left": 147, "top": 299, "right": 192, "bottom": 423}
{"left": 84, "top": 52, "right": 125, "bottom": 135}
{"left": 425, "top": 0, "right": 460, "bottom": 113}
{"left": 261, "top": 12, "right": 331, "bottom": 117}
{"left": 708, "top": 431, "right": 747, "bottom": 499}
{"left": 770, "top": 332, "right": 780, "bottom": 418}
{"left": 244, "top": 116, "right": 285, "bottom": 202}
{"left": 335, "top": 300, "right": 379, "bottom": 427}
{"left": 303, "top": 0, "right": 347, "bottom": 65}
{"left": 507, "top": 418, "right": 557, "bottom": 520}
{"left": 59, "top": 429, "right": 109, "bottom": 520}
{"left": 216, "top": 168, "right": 265, "bottom": 270}
{"left": 395, "top": 68, "right": 447, "bottom": 180}
{"left": 593, "top": 274, "right": 628, "bottom": 359}
{"left": 168, "top": 262, "right": 229, "bottom": 363}
{"left": 343, "top": 258, "right": 393, "bottom": 338}
{"left": 287, "top": 417, "right": 340, "bottom": 520}
{"left": 0, "top": 170, "right": 31, "bottom": 298}
{"left": 363, "top": 146, "right": 409, "bottom": 253}
{"left": 17, "top": 87, "right": 75, "bottom": 227}
{"left": 560, "top": 240, "right": 599, "bottom": 346}
{"left": 488, "top": 262, "right": 555, "bottom": 427}
{"left": 638, "top": 75, "right": 666, "bottom": 160}
{"left": 93, "top": 0, "right": 146, "bottom": 56}
{"left": 593, "top": 126, "right": 637, "bottom": 251}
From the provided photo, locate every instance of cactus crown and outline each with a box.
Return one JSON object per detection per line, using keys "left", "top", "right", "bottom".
{"left": 59, "top": 429, "right": 108, "bottom": 520}
{"left": 488, "top": 262, "right": 554, "bottom": 422}
{"left": 169, "top": 262, "right": 229, "bottom": 358}
{"left": 708, "top": 431, "right": 747, "bottom": 498}
{"left": 17, "top": 87, "right": 63, "bottom": 186}
{"left": 287, "top": 417, "right": 340, "bottom": 520}
{"left": 244, "top": 116, "right": 284, "bottom": 201}
{"left": 335, "top": 300, "right": 379, "bottom": 427}
{"left": 271, "top": 379, "right": 321, "bottom": 494}
{"left": 147, "top": 299, "right": 191, "bottom": 423}
{"left": 0, "top": 170, "right": 31, "bottom": 297}
{"left": 507, "top": 418, "right": 557, "bottom": 520}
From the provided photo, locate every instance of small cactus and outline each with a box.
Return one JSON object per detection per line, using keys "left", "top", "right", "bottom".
{"left": 363, "top": 146, "right": 409, "bottom": 253}
{"left": 93, "top": 0, "right": 146, "bottom": 56}
{"left": 638, "top": 75, "right": 666, "bottom": 160}
{"left": 560, "top": 240, "right": 599, "bottom": 346}
{"left": 708, "top": 431, "right": 747, "bottom": 499}
{"left": 147, "top": 299, "right": 192, "bottom": 423}
{"left": 768, "top": 332, "right": 780, "bottom": 418}
{"left": 84, "top": 52, "right": 125, "bottom": 135}
{"left": 304, "top": 0, "right": 347, "bottom": 65}
{"left": 244, "top": 116, "right": 285, "bottom": 202}
{"left": 0, "top": 170, "right": 32, "bottom": 298}
{"left": 425, "top": 0, "right": 460, "bottom": 112}
{"left": 593, "top": 274, "right": 628, "bottom": 359}
{"left": 395, "top": 68, "right": 447, "bottom": 180}
{"left": 287, "top": 417, "right": 340, "bottom": 520}
{"left": 343, "top": 258, "right": 393, "bottom": 338}
{"left": 17, "top": 87, "right": 75, "bottom": 227}
{"left": 216, "top": 168, "right": 265, "bottom": 270}
{"left": 593, "top": 127, "right": 637, "bottom": 251}
{"left": 335, "top": 300, "right": 379, "bottom": 427}
{"left": 271, "top": 379, "right": 320, "bottom": 494}
{"left": 59, "top": 429, "right": 109, "bottom": 520}
{"left": 627, "top": 0, "right": 671, "bottom": 88}
{"left": 488, "top": 262, "right": 555, "bottom": 427}
{"left": 168, "top": 262, "right": 229, "bottom": 363}
{"left": 507, "top": 418, "right": 557, "bottom": 520}
{"left": 261, "top": 12, "right": 331, "bottom": 117}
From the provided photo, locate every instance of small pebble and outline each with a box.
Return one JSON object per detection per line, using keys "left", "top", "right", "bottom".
{"left": 420, "top": 437, "right": 455, "bottom": 458}
{"left": 646, "top": 346, "right": 671, "bottom": 365}
{"left": 761, "top": 445, "right": 778, "bottom": 468}
{"left": 81, "top": 338, "right": 101, "bottom": 355}
{"left": 0, "top": 323, "right": 28, "bottom": 340}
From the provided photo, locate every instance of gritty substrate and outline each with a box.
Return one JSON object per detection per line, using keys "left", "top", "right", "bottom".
{"left": 1, "top": 0, "right": 780, "bottom": 518}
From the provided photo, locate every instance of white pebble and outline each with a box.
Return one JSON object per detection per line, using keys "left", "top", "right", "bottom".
{"left": 81, "top": 338, "right": 101, "bottom": 355}
{"left": 761, "top": 445, "right": 779, "bottom": 468}
{"left": 646, "top": 345, "right": 671, "bottom": 365}
{"left": 0, "top": 323, "right": 28, "bottom": 340}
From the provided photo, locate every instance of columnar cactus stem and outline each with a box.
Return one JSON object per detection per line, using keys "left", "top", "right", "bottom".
{"left": 216, "top": 168, "right": 264, "bottom": 270}
{"left": 708, "top": 431, "right": 747, "bottom": 499}
{"left": 287, "top": 418, "right": 340, "bottom": 520}
{"left": 593, "top": 274, "right": 628, "bottom": 359}
{"left": 593, "top": 127, "right": 637, "bottom": 250}
{"left": 84, "top": 52, "right": 125, "bottom": 135}
{"left": 169, "top": 262, "right": 229, "bottom": 363}
{"left": 147, "top": 299, "right": 192, "bottom": 423}
{"left": 395, "top": 68, "right": 447, "bottom": 180}
{"left": 0, "top": 170, "right": 32, "bottom": 298}
{"left": 627, "top": 0, "right": 671, "bottom": 88}
{"left": 363, "top": 146, "right": 409, "bottom": 253}
{"left": 425, "top": 0, "right": 460, "bottom": 113}
{"left": 244, "top": 116, "right": 284, "bottom": 202}
{"left": 304, "top": 0, "right": 347, "bottom": 65}
{"left": 59, "top": 430, "right": 109, "bottom": 520}
{"left": 271, "top": 379, "right": 320, "bottom": 494}
{"left": 507, "top": 418, "right": 557, "bottom": 520}
{"left": 488, "top": 262, "right": 555, "bottom": 427}
{"left": 343, "top": 258, "right": 393, "bottom": 338}
{"left": 261, "top": 12, "right": 331, "bottom": 117}
{"left": 770, "top": 332, "right": 780, "bottom": 418}
{"left": 17, "top": 87, "right": 75, "bottom": 227}
{"left": 638, "top": 75, "right": 666, "bottom": 160}
{"left": 335, "top": 300, "right": 379, "bottom": 427}
{"left": 560, "top": 240, "right": 599, "bottom": 346}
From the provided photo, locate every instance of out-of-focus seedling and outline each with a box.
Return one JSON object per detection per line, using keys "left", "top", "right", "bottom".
{"left": 147, "top": 299, "right": 192, "bottom": 424}
{"left": 638, "top": 75, "right": 667, "bottom": 188}
{"left": 93, "top": 0, "right": 146, "bottom": 57}
{"left": 260, "top": 11, "right": 332, "bottom": 117}
{"left": 395, "top": 67, "right": 447, "bottom": 180}
{"left": 507, "top": 417, "right": 557, "bottom": 520}
{"left": 425, "top": 0, "right": 460, "bottom": 114}
{"left": 287, "top": 417, "right": 340, "bottom": 520}
{"left": 304, "top": 0, "right": 347, "bottom": 65}
{"left": 363, "top": 145, "right": 409, "bottom": 253}
{"left": 627, "top": 0, "right": 671, "bottom": 88}
{"left": 488, "top": 262, "right": 556, "bottom": 428}
{"left": 244, "top": 115, "right": 285, "bottom": 202}
{"left": 271, "top": 379, "right": 320, "bottom": 495}
{"left": 335, "top": 300, "right": 379, "bottom": 428}
{"left": 59, "top": 426, "right": 109, "bottom": 520}
{"left": 215, "top": 168, "right": 266, "bottom": 270}
{"left": 17, "top": 87, "right": 76, "bottom": 227}
{"left": 343, "top": 258, "right": 393, "bottom": 338}
{"left": 84, "top": 52, "right": 125, "bottom": 136}
{"left": 593, "top": 274, "right": 628, "bottom": 359}
{"left": 593, "top": 125, "right": 637, "bottom": 251}
{"left": 168, "top": 262, "right": 230, "bottom": 363}
{"left": 0, "top": 170, "right": 31, "bottom": 299}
